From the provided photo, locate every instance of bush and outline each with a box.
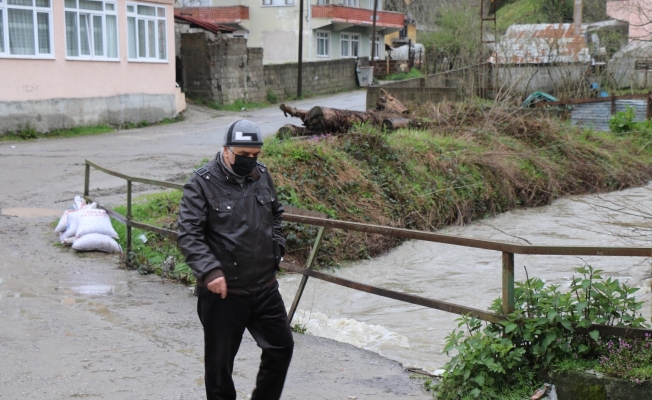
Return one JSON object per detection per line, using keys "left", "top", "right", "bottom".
{"left": 267, "top": 89, "right": 278, "bottom": 104}
{"left": 609, "top": 105, "right": 652, "bottom": 135}
{"left": 436, "top": 265, "right": 650, "bottom": 399}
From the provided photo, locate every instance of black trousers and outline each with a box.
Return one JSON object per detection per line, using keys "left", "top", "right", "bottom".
{"left": 197, "top": 281, "right": 294, "bottom": 400}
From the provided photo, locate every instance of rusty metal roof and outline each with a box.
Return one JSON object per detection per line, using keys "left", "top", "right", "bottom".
{"left": 490, "top": 23, "right": 591, "bottom": 64}
{"left": 174, "top": 14, "right": 236, "bottom": 34}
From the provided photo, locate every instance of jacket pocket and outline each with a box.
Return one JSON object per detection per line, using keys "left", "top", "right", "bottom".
{"left": 255, "top": 188, "right": 273, "bottom": 225}
{"left": 210, "top": 193, "right": 235, "bottom": 232}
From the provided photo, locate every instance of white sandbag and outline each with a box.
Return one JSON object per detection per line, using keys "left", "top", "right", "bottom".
{"left": 60, "top": 210, "right": 82, "bottom": 241}
{"left": 55, "top": 202, "right": 95, "bottom": 234}
{"left": 75, "top": 208, "right": 119, "bottom": 239}
{"left": 72, "top": 233, "right": 122, "bottom": 253}
{"left": 73, "top": 195, "right": 86, "bottom": 210}
{"left": 54, "top": 210, "right": 70, "bottom": 233}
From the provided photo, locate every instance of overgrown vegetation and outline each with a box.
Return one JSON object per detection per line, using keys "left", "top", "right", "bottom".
{"left": 110, "top": 101, "right": 652, "bottom": 276}
{"left": 431, "top": 265, "right": 651, "bottom": 399}
{"left": 384, "top": 68, "right": 424, "bottom": 82}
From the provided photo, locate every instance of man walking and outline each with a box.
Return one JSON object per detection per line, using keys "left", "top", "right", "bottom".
{"left": 178, "top": 120, "right": 294, "bottom": 400}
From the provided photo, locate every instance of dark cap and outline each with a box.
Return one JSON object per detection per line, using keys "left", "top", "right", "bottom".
{"left": 223, "top": 120, "right": 263, "bottom": 148}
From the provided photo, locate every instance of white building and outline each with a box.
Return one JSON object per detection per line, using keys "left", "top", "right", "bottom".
{"left": 175, "top": 0, "right": 404, "bottom": 64}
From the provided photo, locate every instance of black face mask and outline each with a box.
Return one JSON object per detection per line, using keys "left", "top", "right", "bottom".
{"left": 229, "top": 148, "right": 257, "bottom": 176}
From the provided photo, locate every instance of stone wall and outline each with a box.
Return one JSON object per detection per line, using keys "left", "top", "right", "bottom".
{"left": 180, "top": 31, "right": 359, "bottom": 105}
{"left": 180, "top": 33, "right": 266, "bottom": 104}
{"left": 263, "top": 59, "right": 358, "bottom": 102}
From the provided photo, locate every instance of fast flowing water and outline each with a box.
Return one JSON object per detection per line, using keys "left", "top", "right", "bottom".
{"left": 278, "top": 185, "right": 652, "bottom": 373}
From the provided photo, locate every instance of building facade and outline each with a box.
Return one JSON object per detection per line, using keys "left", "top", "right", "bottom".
{"left": 175, "top": 0, "right": 404, "bottom": 64}
{"left": 0, "top": 0, "right": 182, "bottom": 134}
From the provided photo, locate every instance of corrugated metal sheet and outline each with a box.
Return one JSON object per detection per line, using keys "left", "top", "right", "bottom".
{"left": 571, "top": 99, "right": 646, "bottom": 131}
{"left": 491, "top": 23, "right": 591, "bottom": 64}
{"left": 174, "top": 15, "right": 236, "bottom": 34}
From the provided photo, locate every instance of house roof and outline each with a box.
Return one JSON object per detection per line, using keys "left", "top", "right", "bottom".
{"left": 174, "top": 14, "right": 236, "bottom": 34}
{"left": 490, "top": 23, "right": 591, "bottom": 64}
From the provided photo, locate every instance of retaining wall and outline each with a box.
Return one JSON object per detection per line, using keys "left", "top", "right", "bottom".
{"left": 180, "top": 32, "right": 359, "bottom": 105}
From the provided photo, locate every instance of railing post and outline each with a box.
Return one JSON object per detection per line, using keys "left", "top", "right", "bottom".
{"left": 287, "top": 226, "right": 325, "bottom": 324}
{"left": 126, "top": 180, "right": 133, "bottom": 263}
{"left": 84, "top": 161, "right": 90, "bottom": 197}
{"left": 502, "top": 252, "right": 515, "bottom": 314}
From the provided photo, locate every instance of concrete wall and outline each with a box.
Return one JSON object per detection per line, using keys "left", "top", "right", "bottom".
{"left": 0, "top": 0, "right": 179, "bottom": 133}
{"left": 367, "top": 86, "right": 462, "bottom": 109}
{"left": 0, "top": 94, "right": 177, "bottom": 134}
{"left": 263, "top": 59, "right": 358, "bottom": 101}
{"left": 365, "top": 66, "right": 480, "bottom": 109}
{"left": 181, "top": 32, "right": 358, "bottom": 104}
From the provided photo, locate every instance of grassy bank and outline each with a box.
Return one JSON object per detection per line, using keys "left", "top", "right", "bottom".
{"left": 111, "top": 101, "right": 652, "bottom": 277}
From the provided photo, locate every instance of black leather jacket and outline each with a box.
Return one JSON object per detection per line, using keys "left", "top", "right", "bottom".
{"left": 177, "top": 154, "right": 286, "bottom": 289}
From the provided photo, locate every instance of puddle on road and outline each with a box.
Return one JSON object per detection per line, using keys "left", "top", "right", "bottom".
{"left": 1, "top": 207, "right": 61, "bottom": 218}
{"left": 72, "top": 285, "right": 114, "bottom": 296}
{"left": 62, "top": 297, "right": 76, "bottom": 305}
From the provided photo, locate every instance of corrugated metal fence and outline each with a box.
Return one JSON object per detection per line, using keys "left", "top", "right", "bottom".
{"left": 537, "top": 94, "right": 651, "bottom": 132}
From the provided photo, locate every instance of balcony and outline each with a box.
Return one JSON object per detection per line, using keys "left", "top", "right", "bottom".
{"left": 174, "top": 6, "right": 249, "bottom": 24}
{"left": 312, "top": 5, "right": 404, "bottom": 33}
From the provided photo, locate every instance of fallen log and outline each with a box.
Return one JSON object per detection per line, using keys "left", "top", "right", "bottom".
{"left": 382, "top": 118, "right": 411, "bottom": 131}
{"left": 276, "top": 90, "right": 411, "bottom": 137}
{"left": 276, "top": 124, "right": 306, "bottom": 139}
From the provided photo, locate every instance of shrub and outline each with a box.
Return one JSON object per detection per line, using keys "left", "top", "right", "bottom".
{"left": 609, "top": 105, "right": 652, "bottom": 136}
{"left": 267, "top": 89, "right": 278, "bottom": 104}
{"left": 436, "top": 265, "right": 650, "bottom": 399}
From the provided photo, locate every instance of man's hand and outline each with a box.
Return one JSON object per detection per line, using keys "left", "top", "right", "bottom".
{"left": 207, "top": 277, "right": 227, "bottom": 298}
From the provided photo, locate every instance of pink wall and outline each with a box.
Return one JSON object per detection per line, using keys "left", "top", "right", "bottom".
{"left": 607, "top": 0, "right": 652, "bottom": 42}
{"left": 0, "top": 0, "right": 176, "bottom": 102}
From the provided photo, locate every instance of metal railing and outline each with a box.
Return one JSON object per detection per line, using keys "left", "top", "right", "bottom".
{"left": 84, "top": 159, "right": 652, "bottom": 338}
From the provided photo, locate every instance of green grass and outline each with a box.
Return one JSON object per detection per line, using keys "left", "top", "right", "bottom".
{"left": 1, "top": 115, "right": 184, "bottom": 141}
{"left": 497, "top": 0, "right": 549, "bottom": 30}
{"left": 110, "top": 190, "right": 194, "bottom": 282}
{"left": 200, "top": 98, "right": 271, "bottom": 112}
{"left": 1, "top": 125, "right": 115, "bottom": 141}
{"left": 384, "top": 68, "right": 424, "bottom": 82}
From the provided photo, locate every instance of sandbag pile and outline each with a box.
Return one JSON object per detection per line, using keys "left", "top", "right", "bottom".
{"left": 54, "top": 196, "right": 122, "bottom": 253}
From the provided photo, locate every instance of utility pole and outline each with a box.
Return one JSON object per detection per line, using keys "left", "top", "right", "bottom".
{"left": 370, "top": 0, "right": 378, "bottom": 68}
{"left": 297, "top": 0, "right": 304, "bottom": 98}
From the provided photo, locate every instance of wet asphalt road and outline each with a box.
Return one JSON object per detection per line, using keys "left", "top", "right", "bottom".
{"left": 0, "top": 91, "right": 431, "bottom": 400}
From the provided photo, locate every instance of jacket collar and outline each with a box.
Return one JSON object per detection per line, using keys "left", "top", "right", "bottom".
{"left": 213, "top": 152, "right": 261, "bottom": 182}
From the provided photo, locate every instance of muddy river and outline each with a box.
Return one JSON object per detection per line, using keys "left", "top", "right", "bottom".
{"left": 278, "top": 185, "right": 652, "bottom": 373}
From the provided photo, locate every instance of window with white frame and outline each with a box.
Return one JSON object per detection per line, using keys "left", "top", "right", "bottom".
{"left": 369, "top": 34, "right": 380, "bottom": 59}
{"left": 126, "top": 2, "right": 167, "bottom": 62}
{"left": 341, "top": 33, "right": 359, "bottom": 58}
{"left": 350, "top": 34, "right": 359, "bottom": 57}
{"left": 0, "top": 0, "right": 53, "bottom": 58}
{"left": 64, "top": 0, "right": 118, "bottom": 60}
{"left": 262, "top": 0, "right": 294, "bottom": 6}
{"left": 341, "top": 33, "right": 349, "bottom": 58}
{"left": 316, "top": 31, "right": 329, "bottom": 57}
{"left": 316, "top": 0, "right": 330, "bottom": 4}
{"left": 342, "top": 0, "right": 358, "bottom": 7}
